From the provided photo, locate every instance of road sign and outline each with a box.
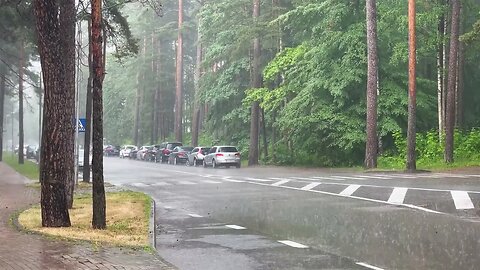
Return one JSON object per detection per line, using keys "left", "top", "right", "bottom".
{"left": 78, "top": 118, "right": 87, "bottom": 133}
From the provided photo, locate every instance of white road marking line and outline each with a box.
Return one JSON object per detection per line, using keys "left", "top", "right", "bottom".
{"left": 300, "top": 182, "right": 321, "bottom": 191}
{"left": 466, "top": 175, "right": 480, "bottom": 178}
{"left": 246, "top": 177, "right": 273, "bottom": 182}
{"left": 226, "top": 225, "right": 246, "bottom": 230}
{"left": 278, "top": 240, "right": 309, "bottom": 249}
{"left": 203, "top": 180, "right": 222, "bottom": 184}
{"left": 387, "top": 188, "right": 409, "bottom": 204}
{"left": 130, "top": 183, "right": 148, "bottom": 187}
{"left": 179, "top": 181, "right": 197, "bottom": 185}
{"left": 152, "top": 182, "right": 172, "bottom": 186}
{"left": 164, "top": 206, "right": 174, "bottom": 209}
{"left": 352, "top": 175, "right": 392, "bottom": 179}
{"left": 270, "top": 177, "right": 291, "bottom": 181}
{"left": 312, "top": 176, "right": 345, "bottom": 181}
{"left": 290, "top": 177, "right": 318, "bottom": 181}
{"left": 339, "top": 185, "right": 361, "bottom": 196}
{"left": 451, "top": 191, "right": 474, "bottom": 210}
{"left": 224, "top": 179, "right": 246, "bottom": 183}
{"left": 330, "top": 176, "right": 367, "bottom": 180}
{"left": 188, "top": 214, "right": 203, "bottom": 218}
{"left": 272, "top": 180, "right": 290, "bottom": 186}
{"left": 356, "top": 262, "right": 385, "bottom": 270}
{"left": 246, "top": 181, "right": 443, "bottom": 214}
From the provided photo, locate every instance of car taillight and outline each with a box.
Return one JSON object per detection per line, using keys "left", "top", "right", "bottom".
{"left": 163, "top": 149, "right": 170, "bottom": 154}
{"left": 235, "top": 153, "right": 240, "bottom": 157}
{"left": 178, "top": 153, "right": 185, "bottom": 157}
{"left": 216, "top": 153, "right": 223, "bottom": 157}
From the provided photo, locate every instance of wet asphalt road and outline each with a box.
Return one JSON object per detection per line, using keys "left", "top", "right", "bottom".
{"left": 104, "top": 157, "right": 480, "bottom": 270}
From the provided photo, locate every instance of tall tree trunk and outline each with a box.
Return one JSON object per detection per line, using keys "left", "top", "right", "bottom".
{"left": 437, "top": 7, "right": 445, "bottom": 140}
{"left": 91, "top": 0, "right": 106, "bottom": 229}
{"left": 18, "top": 39, "right": 25, "bottom": 165}
{"left": 133, "top": 70, "right": 141, "bottom": 146}
{"left": 152, "top": 33, "right": 158, "bottom": 144}
{"left": 0, "top": 70, "right": 5, "bottom": 161}
{"left": 455, "top": 2, "right": 464, "bottom": 129}
{"left": 191, "top": 14, "right": 203, "bottom": 147}
{"left": 364, "top": 0, "right": 378, "bottom": 169}
{"left": 248, "top": 0, "right": 261, "bottom": 166}
{"left": 83, "top": 19, "right": 93, "bottom": 183}
{"left": 34, "top": 0, "right": 71, "bottom": 227}
{"left": 445, "top": 0, "right": 460, "bottom": 163}
{"left": 261, "top": 108, "right": 268, "bottom": 159}
{"left": 157, "top": 40, "right": 163, "bottom": 142}
{"left": 406, "top": 0, "right": 417, "bottom": 172}
{"left": 174, "top": 0, "right": 184, "bottom": 142}
{"left": 60, "top": 0, "right": 76, "bottom": 209}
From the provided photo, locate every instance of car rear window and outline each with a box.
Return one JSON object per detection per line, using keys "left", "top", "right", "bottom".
{"left": 167, "top": 143, "right": 182, "bottom": 150}
{"left": 200, "top": 147, "right": 210, "bottom": 153}
{"left": 219, "top": 147, "right": 238, "bottom": 152}
{"left": 181, "top": 147, "right": 194, "bottom": 151}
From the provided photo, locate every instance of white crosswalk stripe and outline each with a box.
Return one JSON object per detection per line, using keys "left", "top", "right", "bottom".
{"left": 272, "top": 180, "right": 290, "bottom": 186}
{"left": 388, "top": 188, "right": 408, "bottom": 204}
{"left": 151, "top": 182, "right": 172, "bottom": 186}
{"left": 300, "top": 182, "right": 321, "bottom": 191}
{"left": 130, "top": 183, "right": 149, "bottom": 187}
{"left": 339, "top": 185, "right": 361, "bottom": 196}
{"left": 451, "top": 191, "right": 474, "bottom": 210}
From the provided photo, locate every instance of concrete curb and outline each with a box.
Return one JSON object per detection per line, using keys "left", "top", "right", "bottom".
{"left": 149, "top": 199, "right": 156, "bottom": 250}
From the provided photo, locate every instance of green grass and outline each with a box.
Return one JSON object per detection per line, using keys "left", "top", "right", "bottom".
{"left": 378, "top": 156, "right": 480, "bottom": 171}
{"left": 2, "top": 152, "right": 39, "bottom": 180}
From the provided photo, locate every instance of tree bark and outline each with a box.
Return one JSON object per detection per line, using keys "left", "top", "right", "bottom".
{"left": 157, "top": 40, "right": 163, "bottom": 142}
{"left": 191, "top": 17, "right": 203, "bottom": 147}
{"left": 261, "top": 108, "right": 268, "bottom": 159}
{"left": 445, "top": 0, "right": 460, "bottom": 164}
{"left": 406, "top": 0, "right": 417, "bottom": 172}
{"left": 18, "top": 39, "right": 24, "bottom": 165}
{"left": 34, "top": 0, "right": 71, "bottom": 227}
{"left": 437, "top": 8, "right": 445, "bottom": 140}
{"left": 364, "top": 0, "right": 378, "bottom": 169}
{"left": 455, "top": 2, "right": 464, "bottom": 129}
{"left": 248, "top": 0, "right": 261, "bottom": 166}
{"left": 91, "top": 0, "right": 106, "bottom": 229}
{"left": 0, "top": 70, "right": 5, "bottom": 161}
{"left": 83, "top": 19, "right": 93, "bottom": 183}
{"left": 151, "top": 33, "right": 158, "bottom": 144}
{"left": 174, "top": 0, "right": 184, "bottom": 142}
{"left": 60, "top": 0, "right": 76, "bottom": 209}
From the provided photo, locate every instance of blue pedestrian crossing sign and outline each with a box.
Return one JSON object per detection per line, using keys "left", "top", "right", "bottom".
{"left": 78, "top": 118, "right": 87, "bottom": 133}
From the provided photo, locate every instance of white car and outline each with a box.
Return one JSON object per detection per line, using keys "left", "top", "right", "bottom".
{"left": 120, "top": 145, "right": 137, "bottom": 158}
{"left": 203, "top": 146, "right": 241, "bottom": 169}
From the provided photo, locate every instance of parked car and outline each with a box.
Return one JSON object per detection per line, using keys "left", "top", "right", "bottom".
{"left": 203, "top": 146, "right": 241, "bottom": 169}
{"left": 168, "top": 146, "right": 194, "bottom": 165}
{"left": 103, "top": 145, "right": 120, "bottom": 156}
{"left": 25, "top": 145, "right": 37, "bottom": 159}
{"left": 187, "top": 147, "right": 211, "bottom": 166}
{"left": 119, "top": 145, "right": 137, "bottom": 158}
{"left": 156, "top": 142, "right": 183, "bottom": 163}
{"left": 136, "top": 146, "right": 153, "bottom": 160}
{"left": 145, "top": 145, "right": 161, "bottom": 162}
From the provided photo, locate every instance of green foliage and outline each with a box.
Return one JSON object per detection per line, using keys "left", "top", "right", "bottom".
{"left": 379, "top": 129, "right": 480, "bottom": 169}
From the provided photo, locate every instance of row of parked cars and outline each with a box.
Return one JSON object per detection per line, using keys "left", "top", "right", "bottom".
{"left": 110, "top": 142, "right": 241, "bottom": 169}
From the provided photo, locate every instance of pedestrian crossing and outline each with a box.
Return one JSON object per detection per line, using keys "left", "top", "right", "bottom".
{"left": 120, "top": 172, "right": 480, "bottom": 214}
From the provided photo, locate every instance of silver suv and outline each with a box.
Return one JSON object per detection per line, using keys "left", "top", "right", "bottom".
{"left": 203, "top": 146, "right": 241, "bottom": 169}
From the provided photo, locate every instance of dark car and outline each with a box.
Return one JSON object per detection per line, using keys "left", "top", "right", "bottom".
{"left": 156, "top": 142, "right": 183, "bottom": 163}
{"left": 104, "top": 145, "right": 120, "bottom": 157}
{"left": 25, "top": 145, "right": 37, "bottom": 159}
{"left": 168, "top": 146, "right": 194, "bottom": 165}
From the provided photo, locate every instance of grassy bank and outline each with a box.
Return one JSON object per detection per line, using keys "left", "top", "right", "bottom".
{"left": 18, "top": 191, "right": 151, "bottom": 248}
{"left": 378, "top": 156, "right": 480, "bottom": 171}
{"left": 1, "top": 152, "right": 39, "bottom": 180}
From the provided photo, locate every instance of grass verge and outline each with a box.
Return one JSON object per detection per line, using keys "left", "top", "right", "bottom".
{"left": 378, "top": 156, "right": 480, "bottom": 171}
{"left": 2, "top": 152, "right": 39, "bottom": 180}
{"left": 18, "top": 191, "right": 151, "bottom": 248}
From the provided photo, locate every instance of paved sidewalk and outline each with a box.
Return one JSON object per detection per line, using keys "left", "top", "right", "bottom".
{"left": 0, "top": 162, "right": 176, "bottom": 270}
